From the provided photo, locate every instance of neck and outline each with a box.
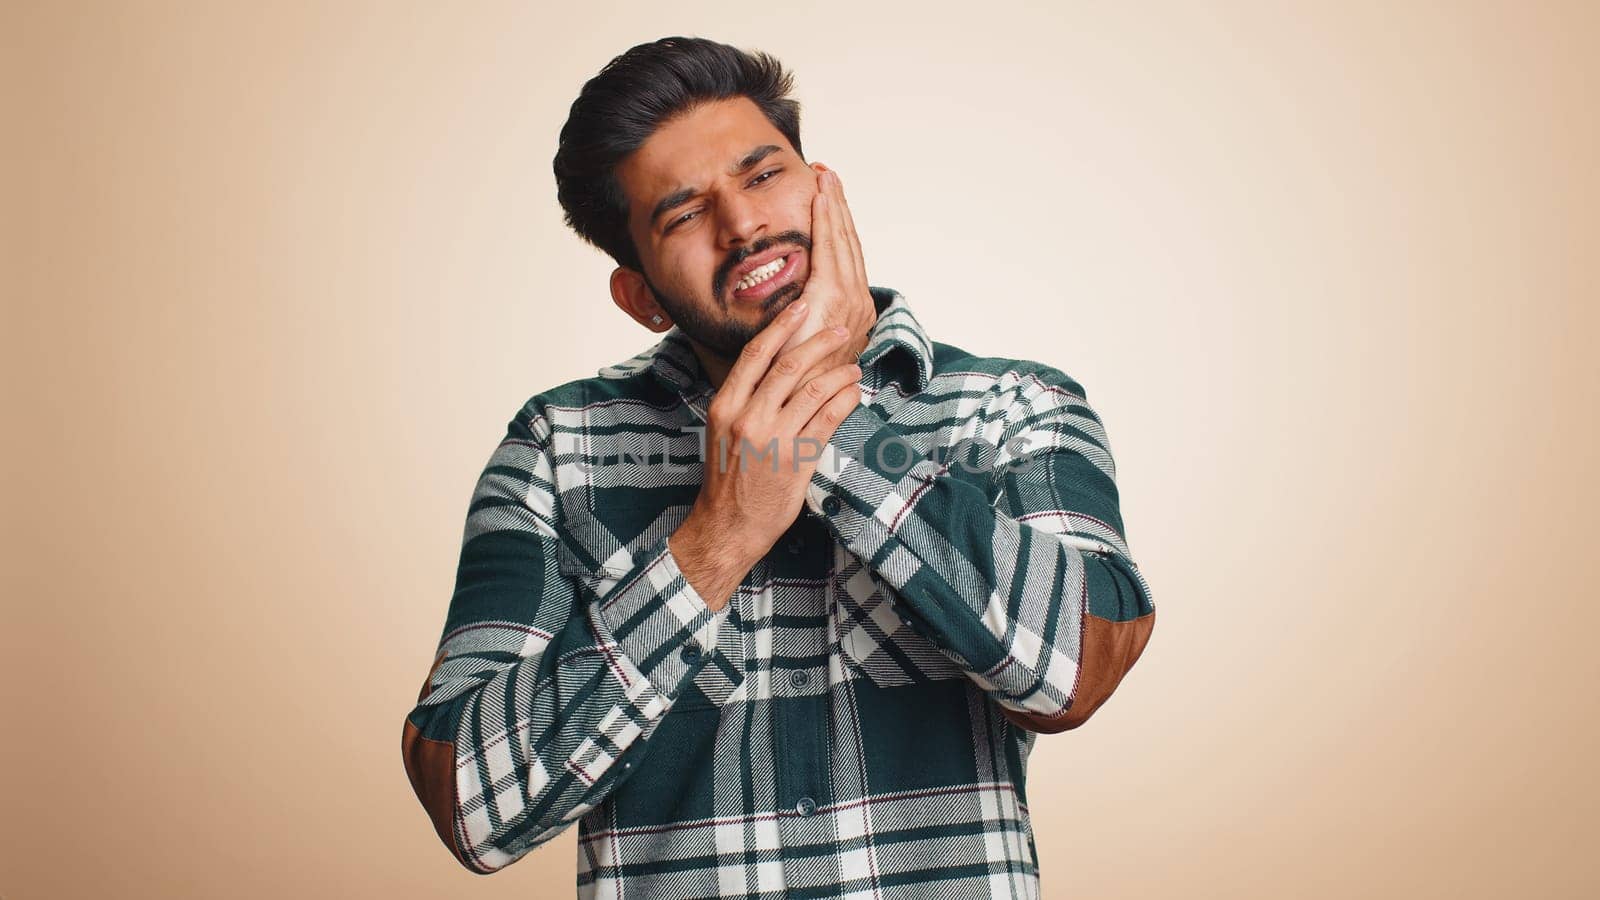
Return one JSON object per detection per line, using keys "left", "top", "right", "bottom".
{"left": 681, "top": 310, "right": 876, "bottom": 390}
{"left": 692, "top": 329, "right": 872, "bottom": 393}
{"left": 697, "top": 348, "right": 735, "bottom": 391}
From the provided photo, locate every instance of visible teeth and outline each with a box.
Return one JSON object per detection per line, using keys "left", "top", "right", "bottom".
{"left": 735, "top": 256, "right": 786, "bottom": 291}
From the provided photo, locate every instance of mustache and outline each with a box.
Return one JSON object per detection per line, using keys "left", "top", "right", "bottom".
{"left": 714, "top": 230, "right": 812, "bottom": 299}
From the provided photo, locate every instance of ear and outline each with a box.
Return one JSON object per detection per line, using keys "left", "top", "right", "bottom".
{"left": 610, "top": 267, "right": 671, "bottom": 332}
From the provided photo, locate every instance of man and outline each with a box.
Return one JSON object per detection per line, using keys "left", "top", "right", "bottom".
{"left": 401, "top": 36, "right": 1156, "bottom": 898}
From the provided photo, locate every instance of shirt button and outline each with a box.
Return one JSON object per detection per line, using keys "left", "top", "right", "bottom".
{"left": 789, "top": 669, "right": 809, "bottom": 687}
{"left": 680, "top": 642, "right": 702, "bottom": 663}
{"left": 795, "top": 796, "right": 816, "bottom": 816}
{"left": 822, "top": 496, "right": 842, "bottom": 515}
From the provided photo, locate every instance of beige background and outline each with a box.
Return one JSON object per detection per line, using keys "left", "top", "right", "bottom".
{"left": 5, "top": 1, "right": 1596, "bottom": 897}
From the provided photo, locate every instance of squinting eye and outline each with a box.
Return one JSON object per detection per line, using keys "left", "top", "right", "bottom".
{"left": 669, "top": 210, "right": 700, "bottom": 230}
{"left": 749, "top": 169, "right": 779, "bottom": 186}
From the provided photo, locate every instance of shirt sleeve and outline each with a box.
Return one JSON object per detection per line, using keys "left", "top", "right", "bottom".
{"left": 804, "top": 368, "right": 1155, "bottom": 733}
{"left": 401, "top": 403, "right": 730, "bottom": 874}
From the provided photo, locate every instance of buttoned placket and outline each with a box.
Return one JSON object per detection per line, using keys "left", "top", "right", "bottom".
{"left": 673, "top": 344, "right": 894, "bottom": 856}
{"left": 682, "top": 381, "right": 836, "bottom": 860}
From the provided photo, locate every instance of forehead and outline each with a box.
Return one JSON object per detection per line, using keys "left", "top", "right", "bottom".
{"left": 616, "top": 96, "right": 792, "bottom": 222}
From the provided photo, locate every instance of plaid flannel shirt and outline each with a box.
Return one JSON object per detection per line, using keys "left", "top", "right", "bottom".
{"left": 401, "top": 287, "right": 1156, "bottom": 898}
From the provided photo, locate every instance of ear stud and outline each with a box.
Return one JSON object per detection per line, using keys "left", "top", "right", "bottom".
{"left": 651, "top": 315, "right": 663, "bottom": 324}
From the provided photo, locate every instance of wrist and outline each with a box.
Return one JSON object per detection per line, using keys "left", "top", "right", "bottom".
{"left": 670, "top": 509, "right": 760, "bottom": 611}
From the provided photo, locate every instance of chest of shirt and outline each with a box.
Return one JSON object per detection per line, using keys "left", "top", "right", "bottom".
{"left": 545, "top": 379, "right": 1003, "bottom": 589}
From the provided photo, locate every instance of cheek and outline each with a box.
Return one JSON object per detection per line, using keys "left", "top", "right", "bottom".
{"left": 664, "top": 245, "right": 721, "bottom": 291}
{"left": 782, "top": 185, "right": 819, "bottom": 232}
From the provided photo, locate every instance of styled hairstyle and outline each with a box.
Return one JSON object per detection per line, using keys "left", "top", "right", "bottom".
{"left": 552, "top": 36, "right": 804, "bottom": 272}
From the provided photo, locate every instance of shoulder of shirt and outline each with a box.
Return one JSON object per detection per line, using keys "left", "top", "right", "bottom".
{"left": 497, "top": 357, "right": 679, "bottom": 444}
{"left": 927, "top": 338, "right": 1092, "bottom": 404}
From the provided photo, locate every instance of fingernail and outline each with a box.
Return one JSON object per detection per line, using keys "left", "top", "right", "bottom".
{"left": 792, "top": 300, "right": 809, "bottom": 315}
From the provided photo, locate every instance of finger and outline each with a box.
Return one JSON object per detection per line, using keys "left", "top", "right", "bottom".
{"left": 812, "top": 161, "right": 864, "bottom": 286}
{"left": 797, "top": 380, "right": 863, "bottom": 448}
{"left": 748, "top": 323, "right": 854, "bottom": 417}
{"left": 718, "top": 298, "right": 812, "bottom": 409}
{"left": 822, "top": 170, "right": 866, "bottom": 289}
{"left": 778, "top": 360, "right": 861, "bottom": 435}
{"left": 808, "top": 180, "right": 839, "bottom": 292}
{"left": 817, "top": 171, "right": 854, "bottom": 289}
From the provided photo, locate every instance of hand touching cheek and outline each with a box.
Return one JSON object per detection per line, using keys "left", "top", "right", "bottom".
{"left": 781, "top": 162, "right": 876, "bottom": 369}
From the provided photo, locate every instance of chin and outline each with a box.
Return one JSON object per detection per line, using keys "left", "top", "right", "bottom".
{"left": 768, "top": 280, "right": 807, "bottom": 311}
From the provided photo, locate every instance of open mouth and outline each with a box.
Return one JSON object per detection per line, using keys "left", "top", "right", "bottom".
{"left": 730, "top": 250, "right": 802, "bottom": 302}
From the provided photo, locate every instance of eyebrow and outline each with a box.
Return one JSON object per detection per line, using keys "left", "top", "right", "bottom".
{"left": 648, "top": 144, "right": 785, "bottom": 231}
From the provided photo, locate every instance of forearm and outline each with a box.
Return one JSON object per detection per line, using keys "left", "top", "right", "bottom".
{"left": 404, "top": 532, "right": 732, "bottom": 873}
{"left": 403, "top": 408, "right": 733, "bottom": 873}
{"left": 808, "top": 380, "right": 1155, "bottom": 730}
{"left": 405, "top": 616, "right": 656, "bottom": 872}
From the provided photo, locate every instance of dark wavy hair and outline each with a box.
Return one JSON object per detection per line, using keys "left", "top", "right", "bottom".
{"left": 552, "top": 36, "right": 804, "bottom": 272}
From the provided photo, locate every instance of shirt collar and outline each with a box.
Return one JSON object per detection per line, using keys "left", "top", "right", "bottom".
{"left": 856, "top": 286, "right": 935, "bottom": 396}
{"left": 620, "top": 286, "right": 934, "bottom": 401}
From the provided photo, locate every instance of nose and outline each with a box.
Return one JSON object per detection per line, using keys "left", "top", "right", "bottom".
{"left": 715, "top": 188, "right": 767, "bottom": 251}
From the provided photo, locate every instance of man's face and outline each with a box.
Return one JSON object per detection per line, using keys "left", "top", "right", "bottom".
{"left": 615, "top": 96, "right": 817, "bottom": 361}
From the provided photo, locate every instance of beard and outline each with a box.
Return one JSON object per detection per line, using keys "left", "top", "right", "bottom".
{"left": 642, "top": 230, "right": 811, "bottom": 363}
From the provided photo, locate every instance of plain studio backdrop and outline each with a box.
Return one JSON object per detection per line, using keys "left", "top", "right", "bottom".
{"left": 4, "top": 2, "right": 1596, "bottom": 898}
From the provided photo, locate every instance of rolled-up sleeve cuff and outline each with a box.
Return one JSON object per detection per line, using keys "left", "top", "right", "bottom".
{"left": 586, "top": 534, "right": 728, "bottom": 705}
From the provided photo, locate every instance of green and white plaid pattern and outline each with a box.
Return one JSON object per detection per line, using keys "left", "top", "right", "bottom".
{"left": 402, "top": 287, "right": 1156, "bottom": 898}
